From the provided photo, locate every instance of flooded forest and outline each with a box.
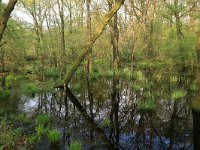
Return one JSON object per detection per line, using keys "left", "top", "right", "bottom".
{"left": 0, "top": 0, "right": 200, "bottom": 150}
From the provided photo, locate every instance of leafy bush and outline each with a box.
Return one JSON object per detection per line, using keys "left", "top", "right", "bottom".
{"left": 16, "top": 114, "right": 31, "bottom": 124}
{"left": 170, "top": 75, "right": 178, "bottom": 84}
{"left": 133, "top": 71, "right": 145, "bottom": 82}
{"left": 105, "top": 70, "right": 114, "bottom": 79}
{"left": 171, "top": 90, "right": 186, "bottom": 100}
{"left": 138, "top": 99, "right": 155, "bottom": 110}
{"left": 131, "top": 83, "right": 141, "bottom": 91}
{"left": 5, "top": 74, "right": 18, "bottom": 88}
{"left": 24, "top": 65, "right": 34, "bottom": 73}
{"left": 36, "top": 114, "right": 50, "bottom": 126}
{"left": 69, "top": 141, "right": 82, "bottom": 150}
{"left": 21, "top": 82, "right": 39, "bottom": 97}
{"left": 0, "top": 89, "right": 11, "bottom": 100}
{"left": 45, "top": 67, "right": 59, "bottom": 78}
{"left": 48, "top": 130, "right": 60, "bottom": 143}
{"left": 189, "top": 83, "right": 197, "bottom": 91}
{"left": 123, "top": 68, "right": 132, "bottom": 80}
{"left": 0, "top": 119, "right": 22, "bottom": 149}
{"left": 36, "top": 125, "right": 47, "bottom": 141}
{"left": 91, "top": 70, "right": 102, "bottom": 82}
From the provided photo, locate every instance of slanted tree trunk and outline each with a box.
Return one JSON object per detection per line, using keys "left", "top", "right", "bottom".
{"left": 65, "top": 86, "right": 115, "bottom": 149}
{"left": 62, "top": 0, "right": 125, "bottom": 86}
{"left": 0, "top": 0, "right": 18, "bottom": 42}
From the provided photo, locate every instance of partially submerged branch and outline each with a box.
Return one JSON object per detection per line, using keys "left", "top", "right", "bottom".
{"left": 65, "top": 86, "right": 115, "bottom": 149}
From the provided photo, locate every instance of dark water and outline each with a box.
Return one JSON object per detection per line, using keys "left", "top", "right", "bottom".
{"left": 0, "top": 86, "right": 194, "bottom": 150}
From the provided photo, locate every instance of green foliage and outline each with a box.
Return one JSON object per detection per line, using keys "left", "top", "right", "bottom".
{"left": 21, "top": 82, "right": 39, "bottom": 97}
{"left": 73, "top": 83, "right": 81, "bottom": 93}
{"left": 103, "top": 118, "right": 110, "bottom": 127}
{"left": 48, "top": 130, "right": 60, "bottom": 143}
{"left": 122, "top": 68, "right": 132, "bottom": 80}
{"left": 189, "top": 83, "right": 197, "bottom": 91}
{"left": 0, "top": 88, "right": 11, "bottom": 100}
{"left": 0, "top": 119, "right": 22, "bottom": 149}
{"left": 91, "top": 68, "right": 102, "bottom": 82}
{"left": 36, "top": 114, "right": 50, "bottom": 126}
{"left": 171, "top": 89, "right": 186, "bottom": 100}
{"left": 27, "top": 136, "right": 36, "bottom": 145}
{"left": 24, "top": 65, "right": 34, "bottom": 73}
{"left": 105, "top": 70, "right": 114, "bottom": 79}
{"left": 138, "top": 99, "right": 156, "bottom": 110}
{"left": 16, "top": 114, "right": 31, "bottom": 124}
{"left": 5, "top": 74, "right": 18, "bottom": 88}
{"left": 131, "top": 83, "right": 141, "bottom": 91}
{"left": 45, "top": 67, "right": 59, "bottom": 78}
{"left": 133, "top": 71, "right": 145, "bottom": 82}
{"left": 36, "top": 125, "right": 47, "bottom": 141}
{"left": 69, "top": 141, "right": 82, "bottom": 150}
{"left": 170, "top": 75, "right": 179, "bottom": 84}
{"left": 0, "top": 119, "right": 15, "bottom": 147}
{"left": 38, "top": 80, "right": 54, "bottom": 93}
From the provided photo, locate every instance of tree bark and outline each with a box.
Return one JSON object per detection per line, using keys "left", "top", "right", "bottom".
{"left": 108, "top": 0, "right": 120, "bottom": 148}
{"left": 57, "top": 0, "right": 66, "bottom": 59}
{"left": 86, "top": 0, "right": 94, "bottom": 148}
{"left": 0, "top": 0, "right": 18, "bottom": 42}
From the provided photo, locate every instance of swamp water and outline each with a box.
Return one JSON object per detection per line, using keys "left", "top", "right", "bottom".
{"left": 0, "top": 86, "right": 194, "bottom": 150}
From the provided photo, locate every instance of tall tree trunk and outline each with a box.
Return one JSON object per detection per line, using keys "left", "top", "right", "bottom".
{"left": 86, "top": 0, "right": 94, "bottom": 149}
{"left": 108, "top": 0, "right": 120, "bottom": 148}
{"left": 57, "top": 0, "right": 66, "bottom": 62}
